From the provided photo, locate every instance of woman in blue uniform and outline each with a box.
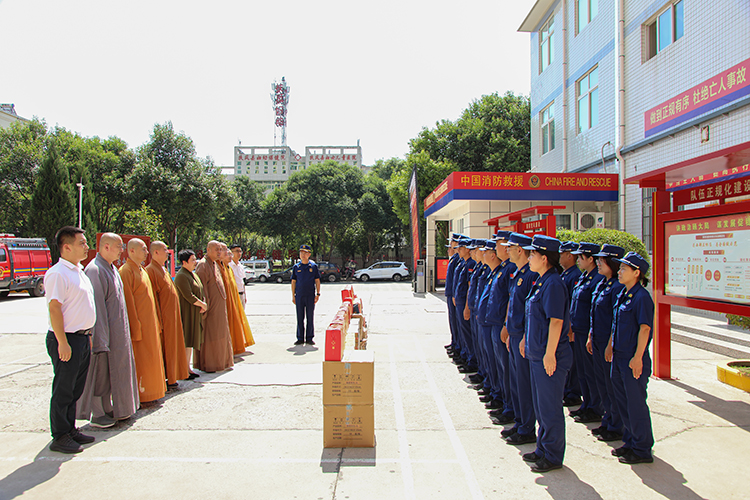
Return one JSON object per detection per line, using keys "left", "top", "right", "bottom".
{"left": 609, "top": 252, "right": 655, "bottom": 464}
{"left": 520, "top": 235, "right": 573, "bottom": 473}
{"left": 586, "top": 244, "right": 626, "bottom": 442}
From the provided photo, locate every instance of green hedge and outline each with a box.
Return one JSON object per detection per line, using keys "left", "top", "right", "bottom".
{"left": 556, "top": 228, "right": 650, "bottom": 277}
{"left": 726, "top": 314, "right": 750, "bottom": 330}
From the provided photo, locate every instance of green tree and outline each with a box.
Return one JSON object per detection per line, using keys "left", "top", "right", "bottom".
{"left": 85, "top": 136, "right": 137, "bottom": 234}
{"left": 0, "top": 118, "right": 48, "bottom": 235}
{"left": 31, "top": 145, "right": 74, "bottom": 261}
{"left": 123, "top": 201, "right": 164, "bottom": 241}
{"left": 556, "top": 228, "right": 650, "bottom": 276}
{"left": 370, "top": 157, "right": 405, "bottom": 182}
{"left": 358, "top": 175, "right": 399, "bottom": 264}
{"left": 220, "top": 176, "right": 265, "bottom": 245}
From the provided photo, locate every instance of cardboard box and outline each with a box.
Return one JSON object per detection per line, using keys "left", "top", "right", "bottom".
{"left": 323, "top": 404, "right": 374, "bottom": 448}
{"left": 325, "top": 325, "right": 344, "bottom": 361}
{"left": 322, "top": 350, "right": 374, "bottom": 405}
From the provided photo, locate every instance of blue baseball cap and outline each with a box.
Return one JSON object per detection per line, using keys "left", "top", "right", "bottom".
{"left": 299, "top": 244, "right": 312, "bottom": 252}
{"left": 593, "top": 244, "right": 625, "bottom": 259}
{"left": 457, "top": 238, "right": 472, "bottom": 247}
{"left": 572, "top": 242, "right": 601, "bottom": 255}
{"left": 478, "top": 240, "right": 496, "bottom": 251}
{"left": 502, "top": 232, "right": 533, "bottom": 248}
{"left": 616, "top": 251, "right": 650, "bottom": 275}
{"left": 522, "top": 235, "right": 561, "bottom": 252}
{"left": 492, "top": 230, "right": 512, "bottom": 241}
{"left": 559, "top": 241, "right": 579, "bottom": 253}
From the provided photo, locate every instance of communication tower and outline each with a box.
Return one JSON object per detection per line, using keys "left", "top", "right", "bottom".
{"left": 270, "top": 77, "right": 290, "bottom": 147}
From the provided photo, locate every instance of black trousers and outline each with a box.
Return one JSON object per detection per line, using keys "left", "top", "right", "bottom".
{"left": 46, "top": 331, "right": 91, "bottom": 439}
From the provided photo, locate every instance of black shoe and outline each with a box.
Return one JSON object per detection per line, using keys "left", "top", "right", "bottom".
{"left": 485, "top": 399, "right": 503, "bottom": 409}
{"left": 468, "top": 374, "right": 483, "bottom": 384}
{"left": 574, "top": 409, "right": 602, "bottom": 423}
{"left": 568, "top": 407, "right": 585, "bottom": 417}
{"left": 294, "top": 340, "right": 304, "bottom": 345}
{"left": 597, "top": 430, "right": 624, "bottom": 442}
{"left": 523, "top": 451, "right": 543, "bottom": 463}
{"left": 611, "top": 446, "right": 631, "bottom": 457}
{"left": 479, "top": 394, "right": 493, "bottom": 402}
{"left": 167, "top": 382, "right": 179, "bottom": 389}
{"left": 188, "top": 372, "right": 200, "bottom": 380}
{"left": 474, "top": 386, "right": 488, "bottom": 393}
{"left": 562, "top": 396, "right": 582, "bottom": 407}
{"left": 49, "top": 434, "right": 83, "bottom": 454}
{"left": 506, "top": 432, "right": 536, "bottom": 445}
{"left": 618, "top": 449, "right": 653, "bottom": 464}
{"left": 444, "top": 344, "right": 453, "bottom": 349}
{"left": 492, "top": 413, "right": 515, "bottom": 425}
{"left": 531, "top": 457, "right": 563, "bottom": 473}
{"left": 69, "top": 428, "right": 95, "bottom": 445}
{"left": 306, "top": 340, "right": 315, "bottom": 345}
{"left": 458, "top": 366, "right": 478, "bottom": 374}
{"left": 488, "top": 408, "right": 504, "bottom": 416}
{"left": 500, "top": 427, "right": 518, "bottom": 438}
{"left": 591, "top": 425, "right": 607, "bottom": 436}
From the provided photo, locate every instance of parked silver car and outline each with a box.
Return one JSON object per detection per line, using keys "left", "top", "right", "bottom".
{"left": 354, "top": 261, "right": 410, "bottom": 282}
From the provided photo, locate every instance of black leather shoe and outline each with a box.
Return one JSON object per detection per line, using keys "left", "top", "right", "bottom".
{"left": 618, "top": 449, "right": 653, "bottom": 464}
{"left": 69, "top": 428, "right": 95, "bottom": 444}
{"left": 475, "top": 386, "right": 488, "bottom": 394}
{"left": 458, "top": 366, "right": 478, "bottom": 374}
{"left": 500, "top": 427, "right": 518, "bottom": 438}
{"left": 492, "top": 413, "right": 515, "bottom": 424}
{"left": 574, "top": 410, "right": 602, "bottom": 423}
{"left": 597, "top": 430, "right": 624, "bottom": 442}
{"left": 488, "top": 408, "right": 504, "bottom": 416}
{"left": 444, "top": 344, "right": 453, "bottom": 349}
{"left": 506, "top": 432, "right": 536, "bottom": 445}
{"left": 479, "top": 394, "right": 493, "bottom": 402}
{"left": 468, "top": 374, "right": 483, "bottom": 384}
{"left": 562, "top": 396, "right": 582, "bottom": 407}
{"left": 485, "top": 399, "right": 502, "bottom": 409}
{"left": 294, "top": 340, "right": 304, "bottom": 345}
{"left": 523, "top": 451, "right": 543, "bottom": 463}
{"left": 591, "top": 425, "right": 606, "bottom": 436}
{"left": 305, "top": 340, "right": 315, "bottom": 345}
{"left": 188, "top": 372, "right": 200, "bottom": 380}
{"left": 49, "top": 434, "right": 83, "bottom": 454}
{"left": 568, "top": 407, "right": 585, "bottom": 417}
{"left": 611, "top": 446, "right": 631, "bottom": 457}
{"left": 531, "top": 457, "right": 563, "bottom": 472}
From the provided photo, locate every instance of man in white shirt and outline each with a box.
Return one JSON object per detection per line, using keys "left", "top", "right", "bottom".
{"left": 229, "top": 244, "right": 247, "bottom": 306}
{"left": 45, "top": 226, "right": 97, "bottom": 454}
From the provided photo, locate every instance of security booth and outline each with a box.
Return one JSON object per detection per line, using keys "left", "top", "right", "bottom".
{"left": 424, "top": 171, "right": 619, "bottom": 292}
{"left": 626, "top": 162, "right": 750, "bottom": 379}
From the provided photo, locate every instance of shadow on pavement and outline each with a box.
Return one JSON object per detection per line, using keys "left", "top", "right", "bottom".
{"left": 667, "top": 379, "right": 750, "bottom": 431}
{"left": 535, "top": 467, "right": 603, "bottom": 499}
{"left": 319, "top": 446, "right": 377, "bottom": 473}
{"left": 286, "top": 345, "right": 319, "bottom": 356}
{"left": 631, "top": 457, "right": 705, "bottom": 500}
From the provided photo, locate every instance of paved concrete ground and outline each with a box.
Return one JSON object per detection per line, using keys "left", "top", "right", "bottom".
{"left": 1, "top": 282, "right": 749, "bottom": 500}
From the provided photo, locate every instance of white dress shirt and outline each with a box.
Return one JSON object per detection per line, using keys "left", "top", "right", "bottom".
{"left": 229, "top": 260, "right": 246, "bottom": 292}
{"left": 45, "top": 257, "right": 96, "bottom": 332}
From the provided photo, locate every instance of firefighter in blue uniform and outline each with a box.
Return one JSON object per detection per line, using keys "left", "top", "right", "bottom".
{"left": 452, "top": 238, "right": 478, "bottom": 373}
{"left": 475, "top": 240, "right": 501, "bottom": 409}
{"left": 486, "top": 231, "right": 516, "bottom": 424}
{"left": 500, "top": 233, "right": 538, "bottom": 445}
{"left": 291, "top": 244, "right": 321, "bottom": 345}
{"left": 569, "top": 242, "right": 604, "bottom": 423}
{"left": 559, "top": 241, "right": 583, "bottom": 407}
{"left": 467, "top": 239, "right": 488, "bottom": 384}
{"left": 521, "top": 234, "right": 573, "bottom": 473}
{"left": 444, "top": 233, "right": 463, "bottom": 359}
{"left": 587, "top": 244, "right": 626, "bottom": 442}
{"left": 609, "top": 252, "right": 655, "bottom": 464}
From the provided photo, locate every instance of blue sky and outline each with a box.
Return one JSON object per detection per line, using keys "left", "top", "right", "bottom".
{"left": 1, "top": 0, "right": 533, "bottom": 166}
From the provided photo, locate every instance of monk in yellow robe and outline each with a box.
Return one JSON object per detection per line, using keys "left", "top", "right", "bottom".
{"left": 119, "top": 238, "right": 166, "bottom": 403}
{"left": 218, "top": 244, "right": 251, "bottom": 354}
{"left": 194, "top": 241, "right": 233, "bottom": 372}
{"left": 146, "top": 241, "right": 190, "bottom": 386}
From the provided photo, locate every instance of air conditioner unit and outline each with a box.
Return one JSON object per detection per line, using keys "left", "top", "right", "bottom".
{"left": 578, "top": 212, "right": 605, "bottom": 230}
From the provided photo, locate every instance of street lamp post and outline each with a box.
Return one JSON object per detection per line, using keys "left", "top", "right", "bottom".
{"left": 76, "top": 182, "right": 84, "bottom": 229}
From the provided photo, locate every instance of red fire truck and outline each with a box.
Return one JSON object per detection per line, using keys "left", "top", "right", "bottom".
{"left": 0, "top": 234, "right": 52, "bottom": 298}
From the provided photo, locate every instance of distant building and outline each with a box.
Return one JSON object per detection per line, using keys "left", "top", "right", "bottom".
{"left": 227, "top": 144, "right": 364, "bottom": 190}
{"left": 0, "top": 104, "right": 27, "bottom": 129}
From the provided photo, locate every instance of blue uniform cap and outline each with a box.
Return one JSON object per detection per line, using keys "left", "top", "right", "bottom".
{"left": 559, "top": 241, "right": 579, "bottom": 253}
{"left": 616, "top": 251, "right": 650, "bottom": 275}
{"left": 467, "top": 239, "right": 481, "bottom": 249}
{"left": 446, "top": 232, "right": 463, "bottom": 241}
{"left": 522, "top": 234, "right": 561, "bottom": 252}
{"left": 592, "top": 244, "right": 626, "bottom": 259}
{"left": 501, "top": 232, "right": 533, "bottom": 247}
{"left": 299, "top": 244, "right": 312, "bottom": 252}
{"left": 479, "top": 240, "right": 496, "bottom": 251}
{"left": 457, "top": 237, "right": 472, "bottom": 247}
{"left": 492, "top": 230, "right": 512, "bottom": 241}
{"left": 571, "top": 242, "right": 601, "bottom": 255}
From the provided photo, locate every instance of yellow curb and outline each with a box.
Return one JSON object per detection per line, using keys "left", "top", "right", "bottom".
{"left": 717, "top": 360, "right": 750, "bottom": 393}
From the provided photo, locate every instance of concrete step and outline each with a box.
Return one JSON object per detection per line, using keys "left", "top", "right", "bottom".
{"left": 671, "top": 326, "right": 750, "bottom": 359}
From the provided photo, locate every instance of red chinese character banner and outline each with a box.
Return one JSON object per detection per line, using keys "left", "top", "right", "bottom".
{"left": 644, "top": 57, "right": 749, "bottom": 137}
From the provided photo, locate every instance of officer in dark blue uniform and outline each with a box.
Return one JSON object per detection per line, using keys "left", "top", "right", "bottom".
{"left": 486, "top": 231, "right": 516, "bottom": 424}
{"left": 569, "top": 242, "right": 604, "bottom": 423}
{"left": 500, "top": 233, "right": 538, "bottom": 445}
{"left": 452, "top": 238, "right": 478, "bottom": 373}
{"left": 475, "top": 240, "right": 501, "bottom": 408}
{"left": 444, "top": 233, "right": 463, "bottom": 358}
{"left": 559, "top": 241, "right": 583, "bottom": 407}
{"left": 291, "top": 245, "right": 321, "bottom": 345}
{"left": 587, "top": 244, "right": 626, "bottom": 442}
{"left": 467, "top": 239, "right": 488, "bottom": 385}
{"left": 521, "top": 235, "right": 573, "bottom": 473}
{"left": 610, "top": 252, "right": 655, "bottom": 464}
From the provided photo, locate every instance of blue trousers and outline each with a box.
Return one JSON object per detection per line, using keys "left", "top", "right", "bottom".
{"left": 455, "top": 302, "right": 476, "bottom": 367}
{"left": 508, "top": 335, "right": 535, "bottom": 437}
{"left": 529, "top": 345, "right": 572, "bottom": 465}
{"left": 573, "top": 329, "right": 602, "bottom": 414}
{"left": 470, "top": 315, "right": 485, "bottom": 378}
{"left": 611, "top": 351, "right": 654, "bottom": 458}
{"left": 447, "top": 297, "right": 459, "bottom": 350}
{"left": 591, "top": 338, "right": 623, "bottom": 433}
{"left": 491, "top": 325, "right": 513, "bottom": 414}
{"left": 564, "top": 340, "right": 581, "bottom": 399}
{"left": 295, "top": 294, "right": 315, "bottom": 342}
{"left": 478, "top": 324, "right": 497, "bottom": 394}
{"left": 46, "top": 331, "right": 91, "bottom": 439}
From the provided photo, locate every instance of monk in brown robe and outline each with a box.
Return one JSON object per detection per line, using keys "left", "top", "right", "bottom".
{"left": 146, "top": 241, "right": 190, "bottom": 387}
{"left": 219, "top": 243, "right": 252, "bottom": 354}
{"left": 194, "top": 241, "right": 233, "bottom": 372}
{"left": 120, "top": 238, "right": 166, "bottom": 403}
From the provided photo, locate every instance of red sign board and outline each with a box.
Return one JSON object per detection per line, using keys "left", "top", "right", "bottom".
{"left": 437, "top": 258, "right": 448, "bottom": 281}
{"left": 673, "top": 174, "right": 750, "bottom": 206}
{"left": 272, "top": 250, "right": 282, "bottom": 261}
{"left": 256, "top": 249, "right": 266, "bottom": 259}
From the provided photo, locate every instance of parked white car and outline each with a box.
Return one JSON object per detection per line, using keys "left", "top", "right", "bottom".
{"left": 354, "top": 261, "right": 410, "bottom": 282}
{"left": 241, "top": 260, "right": 271, "bottom": 282}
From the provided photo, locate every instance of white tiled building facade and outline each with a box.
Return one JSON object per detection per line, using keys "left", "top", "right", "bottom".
{"left": 520, "top": 0, "right": 750, "bottom": 252}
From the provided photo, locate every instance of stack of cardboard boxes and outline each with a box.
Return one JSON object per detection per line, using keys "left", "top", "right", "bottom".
{"left": 322, "top": 285, "right": 374, "bottom": 447}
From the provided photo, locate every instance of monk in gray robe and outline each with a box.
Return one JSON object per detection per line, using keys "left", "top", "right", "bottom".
{"left": 77, "top": 233, "right": 139, "bottom": 427}
{"left": 194, "top": 241, "right": 233, "bottom": 373}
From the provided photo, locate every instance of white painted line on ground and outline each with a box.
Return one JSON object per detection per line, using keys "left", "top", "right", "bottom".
{"left": 0, "top": 362, "right": 48, "bottom": 379}
{"left": 0, "top": 456, "right": 461, "bottom": 465}
{"left": 0, "top": 351, "right": 48, "bottom": 367}
{"left": 414, "top": 337, "right": 485, "bottom": 500}
{"left": 389, "top": 336, "right": 416, "bottom": 500}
